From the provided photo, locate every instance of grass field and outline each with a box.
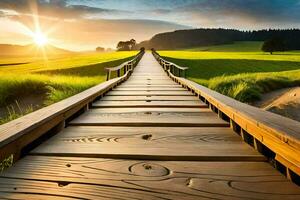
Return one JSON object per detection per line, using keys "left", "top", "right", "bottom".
{"left": 0, "top": 51, "right": 136, "bottom": 124}
{"left": 159, "top": 42, "right": 300, "bottom": 102}
{"left": 184, "top": 41, "right": 263, "bottom": 52}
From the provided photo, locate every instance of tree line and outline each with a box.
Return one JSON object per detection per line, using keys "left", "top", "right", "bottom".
{"left": 133, "top": 28, "right": 300, "bottom": 51}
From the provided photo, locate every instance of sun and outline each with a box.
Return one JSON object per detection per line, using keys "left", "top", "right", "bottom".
{"left": 33, "top": 31, "right": 48, "bottom": 46}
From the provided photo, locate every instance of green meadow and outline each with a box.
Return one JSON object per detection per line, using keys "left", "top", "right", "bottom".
{"left": 159, "top": 42, "right": 300, "bottom": 102}
{"left": 0, "top": 51, "right": 136, "bottom": 124}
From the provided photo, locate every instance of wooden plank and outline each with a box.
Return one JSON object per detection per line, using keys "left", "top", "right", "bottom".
{"left": 100, "top": 95, "right": 200, "bottom": 101}
{"left": 125, "top": 80, "right": 175, "bottom": 84}
{"left": 117, "top": 84, "right": 183, "bottom": 88}
{"left": 92, "top": 100, "right": 207, "bottom": 108}
{"left": 121, "top": 83, "right": 179, "bottom": 86}
{"left": 83, "top": 107, "right": 208, "bottom": 113}
{"left": 106, "top": 90, "right": 194, "bottom": 96}
{"left": 123, "top": 82, "right": 177, "bottom": 86}
{"left": 128, "top": 76, "right": 170, "bottom": 80}
{"left": 130, "top": 73, "right": 165, "bottom": 75}
{"left": 68, "top": 109, "right": 229, "bottom": 127}
{"left": 113, "top": 87, "right": 186, "bottom": 91}
{"left": 1, "top": 156, "right": 299, "bottom": 199}
{"left": 31, "top": 126, "right": 264, "bottom": 160}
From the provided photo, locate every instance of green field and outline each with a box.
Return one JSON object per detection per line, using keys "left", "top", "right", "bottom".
{"left": 159, "top": 42, "right": 300, "bottom": 102}
{"left": 0, "top": 51, "right": 136, "bottom": 124}
{"left": 185, "top": 41, "right": 264, "bottom": 52}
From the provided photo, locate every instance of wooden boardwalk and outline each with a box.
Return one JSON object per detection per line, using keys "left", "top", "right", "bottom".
{"left": 0, "top": 52, "right": 300, "bottom": 199}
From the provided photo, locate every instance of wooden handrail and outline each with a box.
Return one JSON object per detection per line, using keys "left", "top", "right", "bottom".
{"left": 0, "top": 52, "right": 144, "bottom": 163}
{"left": 153, "top": 49, "right": 300, "bottom": 182}
{"left": 152, "top": 49, "right": 188, "bottom": 77}
{"left": 106, "top": 50, "right": 145, "bottom": 80}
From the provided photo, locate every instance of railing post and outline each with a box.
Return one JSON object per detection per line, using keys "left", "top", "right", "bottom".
{"left": 117, "top": 69, "right": 120, "bottom": 77}
{"left": 106, "top": 70, "right": 111, "bottom": 81}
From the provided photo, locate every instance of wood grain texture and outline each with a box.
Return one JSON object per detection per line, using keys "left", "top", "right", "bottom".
{"left": 100, "top": 95, "right": 200, "bottom": 101}
{"left": 128, "top": 76, "right": 170, "bottom": 80}
{"left": 31, "top": 126, "right": 264, "bottom": 160}
{"left": 117, "top": 84, "right": 183, "bottom": 88}
{"left": 81, "top": 107, "right": 208, "bottom": 113}
{"left": 113, "top": 87, "right": 186, "bottom": 91}
{"left": 69, "top": 109, "right": 229, "bottom": 127}
{"left": 122, "top": 81, "right": 177, "bottom": 86}
{"left": 92, "top": 100, "right": 207, "bottom": 108}
{"left": 1, "top": 156, "right": 299, "bottom": 199}
{"left": 106, "top": 90, "right": 194, "bottom": 96}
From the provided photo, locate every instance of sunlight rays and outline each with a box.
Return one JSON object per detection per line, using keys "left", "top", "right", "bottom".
{"left": 33, "top": 31, "right": 48, "bottom": 46}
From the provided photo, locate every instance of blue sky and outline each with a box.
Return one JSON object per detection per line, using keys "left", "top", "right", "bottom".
{"left": 68, "top": 0, "right": 300, "bottom": 28}
{"left": 0, "top": 0, "right": 299, "bottom": 50}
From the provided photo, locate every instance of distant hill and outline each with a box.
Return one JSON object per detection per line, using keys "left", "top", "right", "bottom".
{"left": 0, "top": 44, "right": 73, "bottom": 56}
{"left": 135, "top": 28, "right": 300, "bottom": 50}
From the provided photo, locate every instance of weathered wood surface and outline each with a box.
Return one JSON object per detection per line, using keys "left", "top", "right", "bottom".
{"left": 31, "top": 126, "right": 264, "bottom": 161}
{"left": 69, "top": 109, "right": 229, "bottom": 127}
{"left": 1, "top": 156, "right": 300, "bottom": 199}
{"left": 92, "top": 100, "right": 207, "bottom": 108}
{"left": 106, "top": 90, "right": 194, "bottom": 96}
{"left": 113, "top": 87, "right": 186, "bottom": 91}
{"left": 100, "top": 95, "right": 200, "bottom": 101}
{"left": 1, "top": 52, "right": 299, "bottom": 199}
{"left": 80, "top": 107, "right": 210, "bottom": 113}
{"left": 117, "top": 84, "right": 183, "bottom": 88}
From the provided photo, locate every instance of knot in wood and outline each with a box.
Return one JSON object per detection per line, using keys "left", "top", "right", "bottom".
{"left": 129, "top": 162, "right": 170, "bottom": 177}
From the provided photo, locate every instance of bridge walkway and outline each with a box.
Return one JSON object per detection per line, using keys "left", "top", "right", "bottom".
{"left": 0, "top": 52, "right": 299, "bottom": 199}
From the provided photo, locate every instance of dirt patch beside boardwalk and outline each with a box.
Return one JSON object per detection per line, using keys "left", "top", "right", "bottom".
{"left": 253, "top": 87, "right": 300, "bottom": 122}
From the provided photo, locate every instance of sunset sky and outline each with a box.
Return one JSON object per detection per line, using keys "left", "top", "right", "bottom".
{"left": 0, "top": 0, "right": 300, "bottom": 51}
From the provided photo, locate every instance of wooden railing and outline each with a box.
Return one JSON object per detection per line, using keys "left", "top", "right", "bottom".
{"left": 106, "top": 50, "right": 145, "bottom": 80}
{"left": 152, "top": 50, "right": 188, "bottom": 77}
{"left": 0, "top": 51, "right": 144, "bottom": 164}
{"left": 152, "top": 49, "right": 300, "bottom": 183}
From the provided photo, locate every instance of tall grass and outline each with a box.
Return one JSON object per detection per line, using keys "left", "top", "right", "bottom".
{"left": 0, "top": 74, "right": 105, "bottom": 106}
{"left": 0, "top": 51, "right": 136, "bottom": 124}
{"left": 0, "top": 101, "right": 34, "bottom": 124}
{"left": 159, "top": 49, "right": 300, "bottom": 103}
{"left": 207, "top": 71, "right": 300, "bottom": 102}
{"left": 0, "top": 155, "right": 13, "bottom": 172}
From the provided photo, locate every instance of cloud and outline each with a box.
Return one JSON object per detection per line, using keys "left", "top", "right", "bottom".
{"left": 0, "top": 0, "right": 299, "bottom": 50}
{"left": 0, "top": 0, "right": 124, "bottom": 19}
{"left": 172, "top": 0, "right": 300, "bottom": 28}
{"left": 1, "top": 12, "right": 189, "bottom": 50}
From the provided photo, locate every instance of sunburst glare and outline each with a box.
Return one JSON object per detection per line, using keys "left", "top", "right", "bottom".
{"left": 33, "top": 31, "right": 48, "bottom": 46}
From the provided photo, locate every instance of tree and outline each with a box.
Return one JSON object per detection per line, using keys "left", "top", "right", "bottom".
{"left": 116, "top": 39, "right": 136, "bottom": 51}
{"left": 261, "top": 37, "right": 285, "bottom": 54}
{"left": 96, "top": 47, "right": 105, "bottom": 52}
{"left": 129, "top": 39, "right": 136, "bottom": 49}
